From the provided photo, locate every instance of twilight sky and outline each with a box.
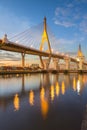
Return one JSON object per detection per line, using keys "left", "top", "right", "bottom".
{"left": 0, "top": 0, "right": 87, "bottom": 65}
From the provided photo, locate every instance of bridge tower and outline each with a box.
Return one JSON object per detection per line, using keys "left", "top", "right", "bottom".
{"left": 77, "top": 44, "right": 85, "bottom": 70}
{"left": 39, "top": 17, "right": 52, "bottom": 70}
{"left": 2, "top": 34, "right": 9, "bottom": 43}
{"left": 40, "top": 17, "right": 51, "bottom": 53}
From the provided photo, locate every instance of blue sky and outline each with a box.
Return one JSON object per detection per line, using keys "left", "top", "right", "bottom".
{"left": 0, "top": 0, "right": 87, "bottom": 65}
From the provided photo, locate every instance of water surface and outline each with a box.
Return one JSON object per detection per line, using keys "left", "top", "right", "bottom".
{"left": 0, "top": 73, "right": 87, "bottom": 130}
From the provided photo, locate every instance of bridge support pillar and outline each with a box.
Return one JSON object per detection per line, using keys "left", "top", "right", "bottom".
{"left": 78, "top": 59, "right": 84, "bottom": 70}
{"left": 79, "top": 61, "right": 82, "bottom": 70}
{"left": 64, "top": 57, "right": 70, "bottom": 70}
{"left": 53, "top": 58, "right": 59, "bottom": 70}
{"left": 77, "top": 56, "right": 85, "bottom": 70}
{"left": 44, "top": 60, "right": 50, "bottom": 70}
{"left": 39, "top": 56, "right": 44, "bottom": 69}
{"left": 40, "top": 56, "right": 51, "bottom": 70}
{"left": 43, "top": 58, "right": 51, "bottom": 70}
{"left": 21, "top": 53, "right": 25, "bottom": 67}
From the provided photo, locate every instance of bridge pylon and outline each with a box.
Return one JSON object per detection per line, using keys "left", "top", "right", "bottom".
{"left": 2, "top": 34, "right": 9, "bottom": 43}
{"left": 77, "top": 44, "right": 85, "bottom": 70}
{"left": 39, "top": 17, "right": 52, "bottom": 69}
{"left": 40, "top": 17, "right": 51, "bottom": 53}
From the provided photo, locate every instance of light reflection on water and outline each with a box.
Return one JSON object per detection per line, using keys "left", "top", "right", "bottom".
{"left": 29, "top": 90, "right": 34, "bottom": 106}
{"left": 0, "top": 73, "right": 87, "bottom": 130}
{"left": 40, "top": 87, "right": 49, "bottom": 119}
{"left": 13, "top": 94, "right": 20, "bottom": 111}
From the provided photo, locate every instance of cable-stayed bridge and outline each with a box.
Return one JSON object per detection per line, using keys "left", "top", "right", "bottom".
{"left": 0, "top": 17, "right": 87, "bottom": 71}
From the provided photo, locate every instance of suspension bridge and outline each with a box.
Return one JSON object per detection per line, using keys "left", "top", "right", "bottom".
{"left": 0, "top": 17, "right": 87, "bottom": 72}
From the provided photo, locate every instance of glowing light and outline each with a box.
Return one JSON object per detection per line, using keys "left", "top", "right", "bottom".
{"left": 41, "top": 98, "right": 48, "bottom": 119}
{"left": 61, "top": 81, "right": 65, "bottom": 95}
{"left": 77, "top": 45, "right": 83, "bottom": 57}
{"left": 13, "top": 94, "right": 20, "bottom": 111}
{"left": 73, "top": 77, "right": 76, "bottom": 91}
{"left": 62, "top": 53, "right": 64, "bottom": 56}
{"left": 77, "top": 80, "right": 80, "bottom": 95}
{"left": 40, "top": 24, "right": 50, "bottom": 51}
{"left": 40, "top": 87, "right": 45, "bottom": 99}
{"left": 42, "top": 30, "right": 48, "bottom": 42}
{"left": 77, "top": 58, "right": 80, "bottom": 62}
{"left": 50, "top": 85, "right": 55, "bottom": 101}
{"left": 66, "top": 54, "right": 69, "bottom": 57}
{"left": 83, "top": 75, "right": 87, "bottom": 84}
{"left": 51, "top": 75, "right": 54, "bottom": 84}
{"left": 56, "top": 51, "right": 59, "bottom": 54}
{"left": 51, "top": 49, "right": 53, "bottom": 52}
{"left": 16, "top": 74, "right": 19, "bottom": 77}
{"left": 30, "top": 45, "right": 33, "bottom": 48}
{"left": 29, "top": 90, "right": 34, "bottom": 106}
{"left": 15, "top": 41, "right": 18, "bottom": 43}
{"left": 40, "top": 87, "right": 48, "bottom": 119}
{"left": 55, "top": 82, "right": 60, "bottom": 96}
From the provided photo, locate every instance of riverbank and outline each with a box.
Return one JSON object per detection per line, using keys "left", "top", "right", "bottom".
{"left": 0, "top": 69, "right": 87, "bottom": 75}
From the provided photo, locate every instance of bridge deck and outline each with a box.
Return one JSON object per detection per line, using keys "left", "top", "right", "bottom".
{"left": 0, "top": 40, "right": 79, "bottom": 63}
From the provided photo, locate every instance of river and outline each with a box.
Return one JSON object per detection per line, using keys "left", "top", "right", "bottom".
{"left": 0, "top": 73, "right": 87, "bottom": 130}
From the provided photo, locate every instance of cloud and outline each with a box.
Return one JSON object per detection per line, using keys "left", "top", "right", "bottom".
{"left": 76, "top": 0, "right": 87, "bottom": 3}
{"left": 79, "top": 20, "right": 87, "bottom": 33}
{"left": 0, "top": 51, "right": 21, "bottom": 61}
{"left": 54, "top": 6, "right": 77, "bottom": 28}
{"left": 66, "top": 3, "right": 74, "bottom": 8}
{"left": 59, "top": 38, "right": 76, "bottom": 45}
{"left": 50, "top": 37, "right": 79, "bottom": 54}
{"left": 55, "top": 7, "right": 69, "bottom": 16}
{"left": 79, "top": 18, "right": 87, "bottom": 34}
{"left": 0, "top": 5, "right": 32, "bottom": 64}
{"left": 54, "top": 19, "right": 75, "bottom": 27}
{"left": 83, "top": 15, "right": 87, "bottom": 19}
{"left": 54, "top": 3, "right": 87, "bottom": 35}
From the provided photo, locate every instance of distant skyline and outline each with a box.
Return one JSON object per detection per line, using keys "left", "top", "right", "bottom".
{"left": 0, "top": 0, "right": 87, "bottom": 65}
